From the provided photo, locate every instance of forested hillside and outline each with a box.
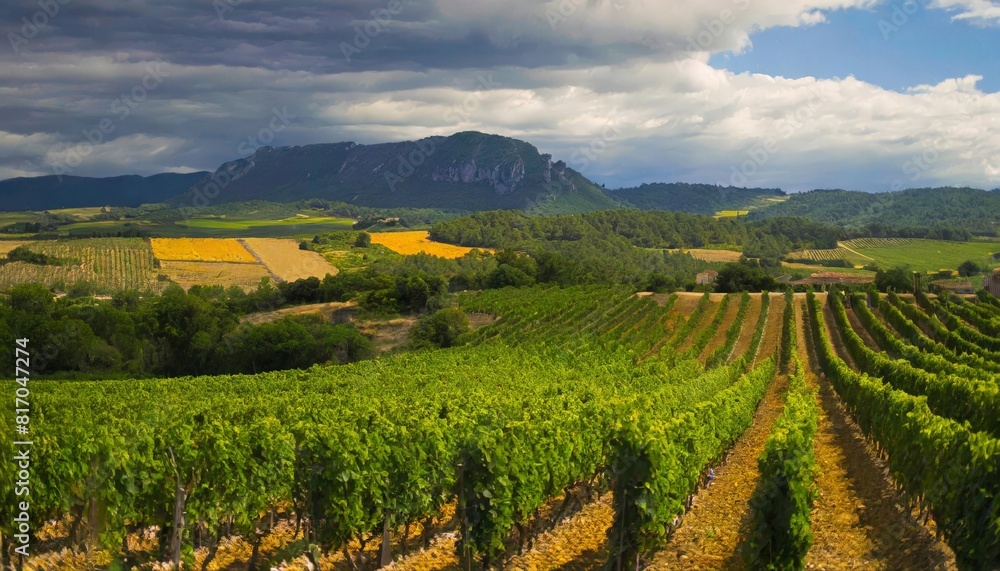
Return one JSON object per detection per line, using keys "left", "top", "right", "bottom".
{"left": 430, "top": 210, "right": 841, "bottom": 263}
{"left": 606, "top": 182, "right": 784, "bottom": 214}
{"left": 748, "top": 187, "right": 999, "bottom": 236}
{"left": 0, "top": 172, "right": 206, "bottom": 211}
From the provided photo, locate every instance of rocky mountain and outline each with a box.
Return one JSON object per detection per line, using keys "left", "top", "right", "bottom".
{"left": 0, "top": 172, "right": 207, "bottom": 211}
{"left": 175, "top": 132, "right": 618, "bottom": 213}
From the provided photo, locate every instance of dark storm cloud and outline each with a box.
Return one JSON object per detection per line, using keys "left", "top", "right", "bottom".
{"left": 0, "top": 0, "right": 997, "bottom": 190}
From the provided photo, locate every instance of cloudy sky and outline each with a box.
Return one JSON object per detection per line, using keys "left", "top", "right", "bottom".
{"left": 1, "top": 0, "right": 999, "bottom": 192}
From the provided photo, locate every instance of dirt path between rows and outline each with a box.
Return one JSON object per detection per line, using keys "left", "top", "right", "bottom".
{"left": 820, "top": 298, "right": 857, "bottom": 369}
{"left": 846, "top": 304, "right": 881, "bottom": 352}
{"left": 676, "top": 299, "right": 721, "bottom": 353}
{"left": 503, "top": 495, "right": 613, "bottom": 570}
{"left": 728, "top": 295, "right": 763, "bottom": 363}
{"left": 795, "top": 296, "right": 957, "bottom": 570}
{"left": 645, "top": 372, "right": 789, "bottom": 570}
{"left": 698, "top": 295, "right": 744, "bottom": 364}
{"left": 754, "top": 293, "right": 784, "bottom": 366}
{"left": 640, "top": 294, "right": 704, "bottom": 362}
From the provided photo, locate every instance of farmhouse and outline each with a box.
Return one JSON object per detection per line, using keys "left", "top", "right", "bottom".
{"left": 696, "top": 270, "right": 719, "bottom": 285}
{"left": 985, "top": 269, "right": 1000, "bottom": 297}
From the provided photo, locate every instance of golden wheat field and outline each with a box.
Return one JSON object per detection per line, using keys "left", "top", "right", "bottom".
{"left": 0, "top": 240, "right": 32, "bottom": 255}
{"left": 241, "top": 238, "right": 339, "bottom": 282}
{"left": 158, "top": 261, "right": 272, "bottom": 291}
{"left": 150, "top": 238, "right": 257, "bottom": 263}
{"left": 369, "top": 231, "right": 489, "bottom": 259}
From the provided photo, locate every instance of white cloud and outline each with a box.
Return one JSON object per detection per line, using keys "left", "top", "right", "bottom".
{"left": 932, "top": 0, "right": 1000, "bottom": 24}
{"left": 431, "top": 0, "right": 877, "bottom": 55}
{"left": 0, "top": 0, "right": 997, "bottom": 192}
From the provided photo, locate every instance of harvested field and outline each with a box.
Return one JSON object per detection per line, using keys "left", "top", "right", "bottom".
{"left": 369, "top": 231, "right": 491, "bottom": 259}
{"left": 158, "top": 260, "right": 272, "bottom": 291}
{"left": 667, "top": 248, "right": 742, "bottom": 263}
{"left": 240, "top": 301, "right": 357, "bottom": 326}
{"left": 150, "top": 237, "right": 257, "bottom": 263}
{"left": 241, "top": 238, "right": 339, "bottom": 281}
{"left": 0, "top": 240, "right": 32, "bottom": 255}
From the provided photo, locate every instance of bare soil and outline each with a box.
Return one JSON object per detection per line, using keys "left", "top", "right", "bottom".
{"left": 754, "top": 293, "right": 785, "bottom": 366}
{"left": 646, "top": 373, "right": 789, "bottom": 570}
{"left": 698, "top": 295, "right": 744, "bottom": 364}
{"left": 728, "top": 295, "right": 764, "bottom": 363}
{"left": 796, "top": 296, "right": 957, "bottom": 570}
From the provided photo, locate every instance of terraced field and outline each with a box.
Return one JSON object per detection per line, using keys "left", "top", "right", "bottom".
{"left": 7, "top": 286, "right": 998, "bottom": 570}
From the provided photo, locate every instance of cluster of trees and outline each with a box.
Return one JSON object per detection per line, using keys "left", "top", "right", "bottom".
{"left": 430, "top": 210, "right": 841, "bottom": 267}
{"left": 278, "top": 244, "right": 719, "bottom": 313}
{"left": 2, "top": 246, "right": 55, "bottom": 266}
{"left": 1, "top": 212, "right": 74, "bottom": 234}
{"left": 0, "top": 282, "right": 373, "bottom": 378}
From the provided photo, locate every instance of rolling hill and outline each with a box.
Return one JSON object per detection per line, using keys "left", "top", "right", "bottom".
{"left": 0, "top": 172, "right": 207, "bottom": 211}
{"left": 748, "top": 187, "right": 1000, "bottom": 234}
{"left": 606, "top": 182, "right": 785, "bottom": 214}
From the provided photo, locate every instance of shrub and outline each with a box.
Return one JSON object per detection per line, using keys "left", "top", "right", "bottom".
{"left": 411, "top": 307, "right": 469, "bottom": 348}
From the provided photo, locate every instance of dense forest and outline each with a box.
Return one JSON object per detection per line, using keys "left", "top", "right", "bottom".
{"left": 0, "top": 282, "right": 373, "bottom": 378}
{"left": 606, "top": 182, "right": 784, "bottom": 214}
{"left": 430, "top": 210, "right": 841, "bottom": 265}
{"left": 748, "top": 187, "right": 999, "bottom": 237}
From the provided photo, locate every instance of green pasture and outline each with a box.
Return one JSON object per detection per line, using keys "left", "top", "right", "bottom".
{"left": 850, "top": 238, "right": 1000, "bottom": 274}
